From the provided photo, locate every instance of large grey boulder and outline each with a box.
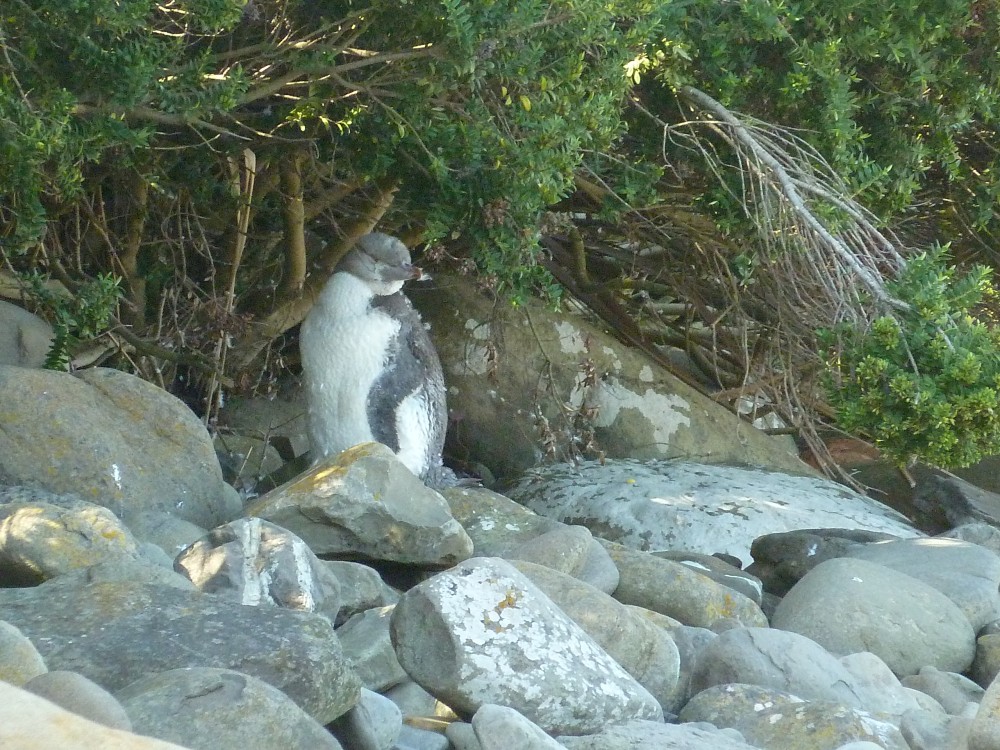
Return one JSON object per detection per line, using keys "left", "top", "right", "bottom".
{"left": 409, "top": 274, "right": 809, "bottom": 481}
{"left": 679, "top": 683, "right": 909, "bottom": 750}
{"left": 513, "top": 460, "right": 922, "bottom": 565}
{"left": 845, "top": 537, "right": 1000, "bottom": 631}
{"left": 246, "top": 443, "right": 473, "bottom": 565}
{"left": 117, "top": 667, "right": 342, "bottom": 750}
{"left": 690, "top": 627, "right": 924, "bottom": 717}
{"left": 174, "top": 518, "right": 327, "bottom": 612}
{"left": 0, "top": 491, "right": 140, "bottom": 581}
{"left": 772, "top": 557, "right": 976, "bottom": 677}
{"left": 0, "top": 578, "right": 360, "bottom": 724}
{"left": 0, "top": 681, "right": 192, "bottom": 750}
{"left": 557, "top": 720, "right": 761, "bottom": 750}
{"left": 390, "top": 557, "right": 662, "bottom": 735}
{"left": 0, "top": 366, "right": 238, "bottom": 529}
{"left": 0, "top": 300, "right": 53, "bottom": 368}
{"left": 511, "top": 560, "right": 680, "bottom": 711}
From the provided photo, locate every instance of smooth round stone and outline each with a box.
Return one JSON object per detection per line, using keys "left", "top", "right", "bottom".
{"left": 24, "top": 670, "right": 131, "bottom": 731}
{"left": 0, "top": 620, "right": 46, "bottom": 686}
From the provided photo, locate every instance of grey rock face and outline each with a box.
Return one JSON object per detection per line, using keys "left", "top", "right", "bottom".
{"left": 914, "top": 474, "right": 1000, "bottom": 533}
{"left": 0, "top": 301, "right": 53, "bottom": 368}
{"left": 902, "top": 666, "right": 986, "bottom": 715}
{"left": 329, "top": 688, "right": 401, "bottom": 750}
{"left": 653, "top": 551, "right": 762, "bottom": 604}
{"left": 24, "top": 670, "right": 132, "bottom": 730}
{"left": 557, "top": 720, "right": 762, "bottom": 750}
{"left": 0, "top": 366, "right": 237, "bottom": 529}
{"left": 845, "top": 537, "right": 1000, "bottom": 631}
{"left": 601, "top": 540, "right": 768, "bottom": 628}
{"left": 690, "top": 627, "right": 893, "bottom": 712}
{"left": 390, "top": 556, "right": 663, "bottom": 735}
{"left": 337, "top": 606, "right": 408, "bottom": 692}
{"left": 246, "top": 443, "right": 473, "bottom": 564}
{"left": 175, "top": 517, "right": 326, "bottom": 611}
{"left": 471, "top": 704, "right": 566, "bottom": 750}
{"left": 0, "top": 578, "right": 360, "bottom": 723}
{"left": 772, "top": 557, "right": 976, "bottom": 677}
{"left": 511, "top": 560, "right": 680, "bottom": 711}
{"left": 321, "top": 560, "right": 397, "bottom": 625}
{"left": 0, "top": 493, "right": 140, "bottom": 581}
{"left": 512, "top": 460, "right": 920, "bottom": 565}
{"left": 969, "top": 672, "right": 1000, "bottom": 750}
{"left": 117, "top": 667, "right": 343, "bottom": 750}
{"left": 679, "top": 683, "right": 909, "bottom": 750}
{"left": 0, "top": 619, "right": 47, "bottom": 686}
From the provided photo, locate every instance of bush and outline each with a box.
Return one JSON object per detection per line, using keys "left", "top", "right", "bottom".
{"left": 822, "top": 247, "right": 1000, "bottom": 468}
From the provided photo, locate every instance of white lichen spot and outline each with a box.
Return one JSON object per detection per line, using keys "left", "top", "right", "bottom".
{"left": 806, "top": 541, "right": 818, "bottom": 557}
{"left": 478, "top": 518, "right": 496, "bottom": 531}
{"left": 460, "top": 319, "right": 493, "bottom": 375}
{"left": 504, "top": 523, "right": 521, "bottom": 531}
{"left": 768, "top": 714, "right": 783, "bottom": 724}
{"left": 554, "top": 321, "right": 587, "bottom": 354}
{"left": 110, "top": 463, "right": 123, "bottom": 490}
{"left": 639, "top": 365, "right": 654, "bottom": 382}
{"left": 573, "top": 377, "right": 691, "bottom": 453}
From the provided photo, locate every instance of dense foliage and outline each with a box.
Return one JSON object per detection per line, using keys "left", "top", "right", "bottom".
{"left": 823, "top": 249, "right": 1000, "bottom": 467}
{"left": 3, "top": 0, "right": 1000, "bottom": 469}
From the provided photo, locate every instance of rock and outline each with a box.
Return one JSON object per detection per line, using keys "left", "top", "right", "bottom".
{"left": 321, "top": 560, "right": 397, "bottom": 625}
{"left": 56, "top": 555, "right": 196, "bottom": 590}
{"left": 969, "top": 671, "right": 1000, "bottom": 750}
{"left": 901, "top": 707, "right": 975, "bottom": 750}
{"left": 396, "top": 723, "right": 450, "bottom": 750}
{"left": 901, "top": 666, "right": 985, "bottom": 715}
{"left": 174, "top": 518, "right": 325, "bottom": 611}
{"left": 512, "top": 460, "right": 920, "bottom": 565}
{"left": 771, "top": 557, "right": 976, "bottom": 677}
{"left": 246, "top": 443, "right": 473, "bottom": 564}
{"left": 845, "top": 537, "right": 1000, "bottom": 631}
{"left": 390, "top": 557, "right": 663, "bottom": 735}
{"left": 749, "top": 528, "right": 901, "bottom": 596}
{"left": 0, "top": 491, "right": 140, "bottom": 581}
{"left": 126, "top": 511, "right": 207, "bottom": 559}
{"left": 116, "top": 667, "right": 342, "bottom": 750}
{"left": 337, "top": 606, "right": 409, "bottom": 692}
{"left": 689, "top": 627, "right": 917, "bottom": 715}
{"left": 556, "top": 720, "right": 762, "bottom": 749}
{"left": 679, "top": 683, "right": 909, "bottom": 750}
{"left": 0, "top": 619, "right": 47, "bottom": 686}
{"left": 913, "top": 474, "right": 1000, "bottom": 534}
{"left": 329, "top": 688, "right": 401, "bottom": 750}
{"left": 0, "top": 366, "right": 238, "bottom": 529}
{"left": 511, "top": 560, "right": 680, "bottom": 710}
{"left": 409, "top": 274, "right": 808, "bottom": 481}
{"left": 23, "top": 670, "right": 131, "bottom": 730}
{"left": 972, "top": 633, "right": 1000, "bottom": 687}
{"left": 470, "top": 704, "right": 565, "bottom": 750}
{"left": 383, "top": 680, "right": 458, "bottom": 722}
{"left": 0, "top": 578, "right": 360, "bottom": 723}
{"left": 0, "top": 302, "right": 53, "bottom": 368}
{"left": 443, "top": 485, "right": 618, "bottom": 593}
{"left": 625, "top": 607, "right": 716, "bottom": 710}
{"left": 652, "top": 551, "right": 762, "bottom": 604}
{"left": 600, "top": 540, "right": 768, "bottom": 628}
{"left": 0, "top": 680, "right": 193, "bottom": 750}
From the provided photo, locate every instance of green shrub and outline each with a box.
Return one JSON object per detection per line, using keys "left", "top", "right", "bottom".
{"left": 822, "top": 247, "right": 1000, "bottom": 468}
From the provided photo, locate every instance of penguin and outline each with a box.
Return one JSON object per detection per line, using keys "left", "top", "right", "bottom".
{"left": 300, "top": 232, "right": 452, "bottom": 485}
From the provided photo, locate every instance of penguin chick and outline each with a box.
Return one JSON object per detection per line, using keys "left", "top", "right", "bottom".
{"left": 300, "top": 232, "right": 451, "bottom": 484}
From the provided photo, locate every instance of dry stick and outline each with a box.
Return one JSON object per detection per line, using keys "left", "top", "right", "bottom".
{"left": 204, "top": 148, "right": 256, "bottom": 425}
{"left": 678, "top": 86, "right": 907, "bottom": 312}
{"left": 120, "top": 172, "right": 149, "bottom": 328}
{"left": 279, "top": 149, "right": 307, "bottom": 297}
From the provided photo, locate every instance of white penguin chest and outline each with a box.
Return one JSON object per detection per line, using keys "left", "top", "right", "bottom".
{"left": 300, "top": 274, "right": 401, "bottom": 458}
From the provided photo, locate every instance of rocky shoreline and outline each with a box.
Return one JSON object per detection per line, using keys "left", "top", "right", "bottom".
{"left": 4, "top": 357, "right": 1000, "bottom": 749}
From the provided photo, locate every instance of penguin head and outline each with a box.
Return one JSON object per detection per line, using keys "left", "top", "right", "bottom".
{"left": 338, "top": 232, "right": 423, "bottom": 296}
